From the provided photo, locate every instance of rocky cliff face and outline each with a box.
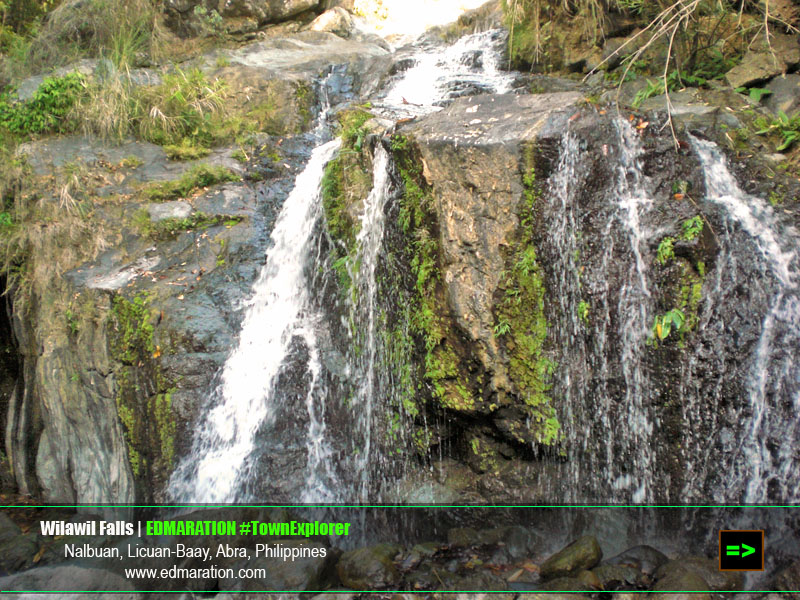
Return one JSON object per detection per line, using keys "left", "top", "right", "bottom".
{"left": 383, "top": 88, "right": 800, "bottom": 503}
{"left": 0, "top": 27, "right": 391, "bottom": 503}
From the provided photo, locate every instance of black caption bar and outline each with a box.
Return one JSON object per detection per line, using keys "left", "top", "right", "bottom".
{"left": 0, "top": 506, "right": 798, "bottom": 593}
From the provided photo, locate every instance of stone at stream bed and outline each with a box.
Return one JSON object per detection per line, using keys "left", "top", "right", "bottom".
{"left": 539, "top": 535, "right": 602, "bottom": 580}
{"left": 653, "top": 556, "right": 743, "bottom": 591}
{"left": 604, "top": 544, "right": 668, "bottom": 576}
{"left": 336, "top": 543, "right": 400, "bottom": 589}
{"left": 651, "top": 569, "right": 710, "bottom": 600}
{"left": 772, "top": 558, "right": 800, "bottom": 592}
{"left": 0, "top": 513, "right": 21, "bottom": 543}
{"left": 0, "top": 532, "right": 39, "bottom": 572}
{"left": 540, "top": 576, "right": 597, "bottom": 591}
{"left": 591, "top": 563, "right": 647, "bottom": 589}
{"left": 219, "top": 540, "right": 331, "bottom": 591}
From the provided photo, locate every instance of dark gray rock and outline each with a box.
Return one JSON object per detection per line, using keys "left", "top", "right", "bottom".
{"left": 0, "top": 565, "right": 139, "bottom": 596}
{"left": 604, "top": 544, "right": 668, "bottom": 576}
{"left": 0, "top": 513, "right": 22, "bottom": 544}
{"left": 651, "top": 569, "right": 710, "bottom": 600}
{"left": 765, "top": 73, "right": 800, "bottom": 117}
{"left": 448, "top": 527, "right": 481, "bottom": 547}
{"left": 725, "top": 33, "right": 800, "bottom": 89}
{"left": 591, "top": 563, "right": 646, "bottom": 589}
{"left": 0, "top": 532, "right": 39, "bottom": 572}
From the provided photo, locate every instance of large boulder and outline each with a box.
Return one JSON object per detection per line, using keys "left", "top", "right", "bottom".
{"left": 219, "top": 540, "right": 331, "bottom": 591}
{"left": 653, "top": 557, "right": 743, "bottom": 592}
{"left": 305, "top": 7, "right": 355, "bottom": 38}
{"left": 397, "top": 91, "right": 581, "bottom": 439}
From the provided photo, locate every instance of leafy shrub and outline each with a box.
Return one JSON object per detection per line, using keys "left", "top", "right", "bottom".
{"left": 651, "top": 308, "right": 685, "bottom": 343}
{"left": 0, "top": 71, "right": 85, "bottom": 135}
{"left": 755, "top": 110, "right": 800, "bottom": 151}
{"left": 681, "top": 216, "right": 703, "bottom": 241}
{"left": 656, "top": 237, "right": 675, "bottom": 265}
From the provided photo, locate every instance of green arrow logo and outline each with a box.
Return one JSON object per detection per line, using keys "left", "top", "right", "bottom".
{"left": 725, "top": 544, "right": 755, "bottom": 557}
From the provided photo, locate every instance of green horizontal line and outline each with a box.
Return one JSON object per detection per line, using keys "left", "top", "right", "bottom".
{"left": 3, "top": 592, "right": 799, "bottom": 595}
{"left": 1, "top": 504, "right": 799, "bottom": 508}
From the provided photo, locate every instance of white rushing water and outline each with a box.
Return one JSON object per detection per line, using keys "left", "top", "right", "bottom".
{"left": 302, "top": 146, "right": 394, "bottom": 502}
{"left": 381, "top": 29, "right": 516, "bottom": 114}
{"left": 609, "top": 118, "right": 656, "bottom": 503}
{"left": 691, "top": 137, "right": 800, "bottom": 503}
{"left": 169, "top": 139, "right": 341, "bottom": 502}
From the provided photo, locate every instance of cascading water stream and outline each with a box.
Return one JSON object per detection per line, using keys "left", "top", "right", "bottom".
{"left": 543, "top": 119, "right": 658, "bottom": 503}
{"left": 379, "top": 28, "right": 516, "bottom": 116}
{"left": 168, "top": 138, "right": 341, "bottom": 502}
{"left": 689, "top": 137, "right": 800, "bottom": 503}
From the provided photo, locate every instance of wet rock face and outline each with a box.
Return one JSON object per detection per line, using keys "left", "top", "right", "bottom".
{"left": 400, "top": 92, "right": 581, "bottom": 405}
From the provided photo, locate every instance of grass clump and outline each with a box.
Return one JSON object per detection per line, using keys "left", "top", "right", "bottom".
{"left": 2, "top": 0, "right": 164, "bottom": 81}
{"left": 162, "top": 139, "right": 212, "bottom": 161}
{"left": 142, "top": 163, "right": 240, "bottom": 202}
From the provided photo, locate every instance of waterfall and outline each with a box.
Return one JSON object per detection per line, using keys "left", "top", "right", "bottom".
{"left": 168, "top": 139, "right": 341, "bottom": 502}
{"left": 302, "top": 146, "right": 394, "bottom": 502}
{"left": 689, "top": 137, "right": 800, "bottom": 503}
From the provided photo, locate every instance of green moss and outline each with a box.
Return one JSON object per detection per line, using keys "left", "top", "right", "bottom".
{"left": 109, "top": 292, "right": 176, "bottom": 488}
{"left": 469, "top": 437, "right": 499, "bottom": 474}
{"left": 134, "top": 210, "right": 244, "bottom": 240}
{"left": 494, "top": 144, "right": 561, "bottom": 446}
{"left": 391, "top": 133, "right": 477, "bottom": 414}
{"left": 676, "top": 260, "right": 705, "bottom": 343}
{"left": 295, "top": 82, "right": 313, "bottom": 131}
{"left": 141, "top": 163, "right": 240, "bottom": 201}
{"left": 321, "top": 108, "right": 374, "bottom": 298}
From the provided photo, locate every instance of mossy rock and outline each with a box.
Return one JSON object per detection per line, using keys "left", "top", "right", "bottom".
{"left": 540, "top": 535, "right": 602, "bottom": 580}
